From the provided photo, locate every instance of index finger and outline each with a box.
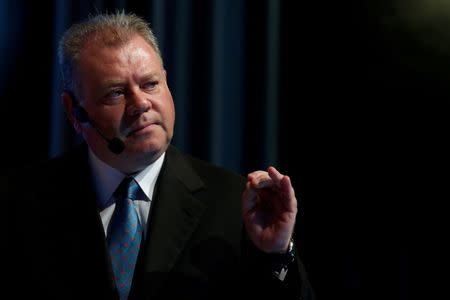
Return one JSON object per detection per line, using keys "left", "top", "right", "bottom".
{"left": 267, "top": 166, "right": 284, "bottom": 185}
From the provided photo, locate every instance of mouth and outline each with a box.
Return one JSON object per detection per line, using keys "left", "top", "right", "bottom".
{"left": 126, "top": 123, "right": 159, "bottom": 137}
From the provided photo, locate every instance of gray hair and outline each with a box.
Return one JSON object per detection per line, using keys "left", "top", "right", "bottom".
{"left": 58, "top": 11, "right": 162, "bottom": 97}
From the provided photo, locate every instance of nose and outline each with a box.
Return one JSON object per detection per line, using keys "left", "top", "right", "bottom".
{"left": 126, "top": 90, "right": 151, "bottom": 116}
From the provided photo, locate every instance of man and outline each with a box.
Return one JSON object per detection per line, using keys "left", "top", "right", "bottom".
{"left": 3, "top": 12, "right": 313, "bottom": 299}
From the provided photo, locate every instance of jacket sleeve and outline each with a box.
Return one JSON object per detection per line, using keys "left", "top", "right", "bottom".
{"left": 240, "top": 232, "right": 315, "bottom": 300}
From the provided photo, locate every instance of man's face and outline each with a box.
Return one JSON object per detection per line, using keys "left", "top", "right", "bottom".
{"left": 73, "top": 34, "right": 175, "bottom": 173}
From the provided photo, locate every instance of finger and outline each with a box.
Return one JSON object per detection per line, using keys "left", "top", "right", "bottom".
{"left": 247, "top": 170, "right": 267, "bottom": 181}
{"left": 281, "top": 176, "right": 298, "bottom": 210}
{"left": 267, "top": 166, "right": 284, "bottom": 185}
{"left": 252, "top": 177, "right": 273, "bottom": 189}
{"left": 241, "top": 182, "right": 257, "bottom": 214}
{"left": 247, "top": 171, "right": 273, "bottom": 189}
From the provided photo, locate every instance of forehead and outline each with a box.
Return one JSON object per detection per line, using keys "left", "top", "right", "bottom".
{"left": 76, "top": 34, "right": 162, "bottom": 78}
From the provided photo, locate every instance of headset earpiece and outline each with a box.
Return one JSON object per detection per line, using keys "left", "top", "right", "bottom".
{"left": 72, "top": 105, "right": 89, "bottom": 123}
{"left": 65, "top": 90, "right": 90, "bottom": 123}
{"left": 64, "top": 89, "right": 125, "bottom": 154}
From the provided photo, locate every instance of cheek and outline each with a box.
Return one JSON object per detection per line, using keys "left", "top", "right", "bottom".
{"left": 168, "top": 104, "right": 176, "bottom": 133}
{"left": 162, "top": 97, "right": 176, "bottom": 130}
{"left": 169, "top": 102, "right": 175, "bottom": 122}
{"left": 82, "top": 126, "right": 101, "bottom": 144}
{"left": 91, "top": 108, "right": 125, "bottom": 130}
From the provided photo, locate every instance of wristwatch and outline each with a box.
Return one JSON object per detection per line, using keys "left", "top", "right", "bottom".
{"left": 271, "top": 238, "right": 296, "bottom": 281}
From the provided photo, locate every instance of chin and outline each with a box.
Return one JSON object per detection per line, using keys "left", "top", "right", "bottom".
{"left": 126, "top": 141, "right": 168, "bottom": 159}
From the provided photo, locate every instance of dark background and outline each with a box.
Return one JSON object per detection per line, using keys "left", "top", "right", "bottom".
{"left": 1, "top": 0, "right": 442, "bottom": 299}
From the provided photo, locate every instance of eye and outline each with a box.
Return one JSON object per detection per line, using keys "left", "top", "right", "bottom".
{"left": 141, "top": 81, "right": 158, "bottom": 91}
{"left": 105, "top": 89, "right": 124, "bottom": 99}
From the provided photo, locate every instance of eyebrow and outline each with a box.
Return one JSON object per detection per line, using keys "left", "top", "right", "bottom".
{"left": 139, "top": 72, "right": 161, "bottom": 82}
{"left": 101, "top": 80, "right": 125, "bottom": 89}
{"left": 101, "top": 72, "right": 161, "bottom": 88}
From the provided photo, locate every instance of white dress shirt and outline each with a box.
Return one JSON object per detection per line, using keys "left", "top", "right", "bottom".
{"left": 88, "top": 149, "right": 165, "bottom": 239}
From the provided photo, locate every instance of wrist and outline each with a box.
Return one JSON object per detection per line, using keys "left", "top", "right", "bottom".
{"left": 268, "top": 238, "right": 296, "bottom": 281}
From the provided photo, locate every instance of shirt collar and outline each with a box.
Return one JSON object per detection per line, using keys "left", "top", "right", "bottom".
{"left": 88, "top": 148, "right": 166, "bottom": 210}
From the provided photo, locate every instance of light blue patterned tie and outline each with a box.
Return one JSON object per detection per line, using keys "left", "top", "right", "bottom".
{"left": 107, "top": 177, "right": 143, "bottom": 300}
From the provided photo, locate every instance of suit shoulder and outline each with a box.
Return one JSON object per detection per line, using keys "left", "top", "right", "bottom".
{"left": 167, "top": 146, "right": 246, "bottom": 189}
{"left": 4, "top": 144, "right": 87, "bottom": 189}
{"left": 190, "top": 155, "right": 245, "bottom": 182}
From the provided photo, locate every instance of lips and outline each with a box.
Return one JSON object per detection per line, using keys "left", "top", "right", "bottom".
{"left": 127, "top": 122, "right": 159, "bottom": 137}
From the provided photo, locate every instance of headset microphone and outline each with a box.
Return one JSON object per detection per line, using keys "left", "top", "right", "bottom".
{"left": 70, "top": 96, "right": 125, "bottom": 155}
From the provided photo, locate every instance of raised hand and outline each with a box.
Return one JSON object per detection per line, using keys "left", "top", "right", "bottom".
{"left": 241, "top": 166, "right": 298, "bottom": 253}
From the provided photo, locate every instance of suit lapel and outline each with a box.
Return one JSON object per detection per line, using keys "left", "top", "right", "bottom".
{"left": 60, "top": 145, "right": 117, "bottom": 297}
{"left": 138, "top": 146, "right": 206, "bottom": 292}
{"left": 61, "top": 145, "right": 207, "bottom": 298}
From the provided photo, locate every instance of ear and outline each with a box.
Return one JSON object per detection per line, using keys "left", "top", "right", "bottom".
{"left": 61, "top": 91, "right": 82, "bottom": 134}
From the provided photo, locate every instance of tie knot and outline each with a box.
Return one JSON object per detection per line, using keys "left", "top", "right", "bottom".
{"left": 115, "top": 177, "right": 144, "bottom": 201}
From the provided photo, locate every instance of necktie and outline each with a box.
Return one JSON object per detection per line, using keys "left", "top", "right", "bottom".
{"left": 107, "top": 177, "right": 143, "bottom": 300}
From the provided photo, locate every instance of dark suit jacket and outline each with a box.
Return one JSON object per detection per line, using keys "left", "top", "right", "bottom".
{"left": 2, "top": 144, "right": 313, "bottom": 299}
